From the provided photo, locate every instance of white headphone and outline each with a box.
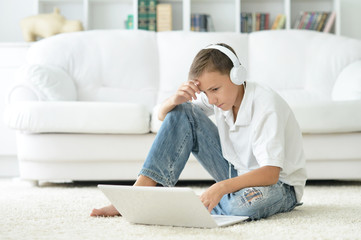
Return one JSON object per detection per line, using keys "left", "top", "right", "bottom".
{"left": 205, "top": 44, "right": 247, "bottom": 85}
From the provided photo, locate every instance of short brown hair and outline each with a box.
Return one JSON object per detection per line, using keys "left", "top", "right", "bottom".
{"left": 188, "top": 43, "right": 237, "bottom": 80}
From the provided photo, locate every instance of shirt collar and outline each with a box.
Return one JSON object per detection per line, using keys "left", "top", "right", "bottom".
{"left": 221, "top": 81, "right": 254, "bottom": 128}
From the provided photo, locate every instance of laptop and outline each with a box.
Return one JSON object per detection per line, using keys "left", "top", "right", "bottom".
{"left": 98, "top": 185, "right": 248, "bottom": 228}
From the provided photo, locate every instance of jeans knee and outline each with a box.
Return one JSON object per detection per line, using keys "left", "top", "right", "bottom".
{"left": 167, "top": 103, "right": 189, "bottom": 118}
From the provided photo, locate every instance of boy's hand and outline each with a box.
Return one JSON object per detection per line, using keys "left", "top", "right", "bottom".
{"left": 172, "top": 80, "right": 200, "bottom": 106}
{"left": 199, "top": 182, "right": 226, "bottom": 213}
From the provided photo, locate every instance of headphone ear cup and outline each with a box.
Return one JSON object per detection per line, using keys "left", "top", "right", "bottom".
{"left": 230, "top": 66, "right": 247, "bottom": 85}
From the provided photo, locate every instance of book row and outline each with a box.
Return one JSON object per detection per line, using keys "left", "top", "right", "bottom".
{"left": 241, "top": 13, "right": 287, "bottom": 33}
{"left": 293, "top": 11, "right": 336, "bottom": 33}
{"left": 191, "top": 14, "right": 215, "bottom": 32}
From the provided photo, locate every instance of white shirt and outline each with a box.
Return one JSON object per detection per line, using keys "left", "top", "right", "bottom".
{"left": 193, "top": 81, "right": 307, "bottom": 202}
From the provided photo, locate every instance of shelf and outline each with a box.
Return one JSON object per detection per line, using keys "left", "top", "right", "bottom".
{"left": 33, "top": 0, "right": 340, "bottom": 34}
{"left": 241, "top": 0, "right": 285, "bottom": 31}
{"left": 191, "top": 0, "right": 235, "bottom": 32}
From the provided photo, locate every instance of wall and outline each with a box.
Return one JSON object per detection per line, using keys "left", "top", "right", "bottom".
{"left": 0, "top": 0, "right": 36, "bottom": 42}
{"left": 340, "top": 0, "right": 361, "bottom": 40}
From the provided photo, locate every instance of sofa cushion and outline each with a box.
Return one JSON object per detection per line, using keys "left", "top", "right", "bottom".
{"left": 332, "top": 60, "right": 361, "bottom": 101}
{"left": 291, "top": 100, "right": 361, "bottom": 133}
{"left": 10, "top": 64, "right": 77, "bottom": 102}
{"left": 26, "top": 30, "right": 159, "bottom": 111}
{"left": 4, "top": 102, "right": 150, "bottom": 134}
{"left": 156, "top": 31, "right": 249, "bottom": 103}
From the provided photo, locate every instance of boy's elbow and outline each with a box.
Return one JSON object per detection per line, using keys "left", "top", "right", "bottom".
{"left": 266, "top": 166, "right": 281, "bottom": 185}
{"left": 158, "top": 112, "right": 165, "bottom": 121}
{"left": 270, "top": 175, "right": 279, "bottom": 185}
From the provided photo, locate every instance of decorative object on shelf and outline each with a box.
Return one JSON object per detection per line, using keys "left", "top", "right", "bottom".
{"left": 125, "top": 14, "right": 134, "bottom": 30}
{"left": 293, "top": 11, "right": 336, "bottom": 33}
{"left": 20, "top": 8, "right": 83, "bottom": 42}
{"left": 241, "top": 12, "right": 270, "bottom": 33}
{"left": 191, "top": 14, "right": 214, "bottom": 32}
{"left": 157, "top": 4, "right": 172, "bottom": 31}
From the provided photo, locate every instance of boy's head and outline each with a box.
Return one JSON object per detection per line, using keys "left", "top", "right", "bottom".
{"left": 189, "top": 43, "right": 246, "bottom": 85}
{"left": 188, "top": 43, "right": 247, "bottom": 110}
{"left": 188, "top": 43, "right": 236, "bottom": 81}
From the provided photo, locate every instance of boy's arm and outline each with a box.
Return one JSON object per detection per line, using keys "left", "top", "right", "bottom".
{"left": 158, "top": 80, "right": 200, "bottom": 121}
{"left": 200, "top": 166, "right": 280, "bottom": 213}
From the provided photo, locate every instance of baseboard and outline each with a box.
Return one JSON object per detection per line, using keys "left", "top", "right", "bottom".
{"left": 0, "top": 155, "right": 19, "bottom": 177}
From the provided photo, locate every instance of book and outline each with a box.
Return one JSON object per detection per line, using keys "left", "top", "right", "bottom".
{"left": 309, "top": 12, "right": 320, "bottom": 30}
{"left": 241, "top": 12, "right": 270, "bottom": 32}
{"left": 271, "top": 14, "right": 282, "bottom": 30}
{"left": 293, "top": 11, "right": 304, "bottom": 29}
{"left": 191, "top": 14, "right": 214, "bottom": 32}
{"left": 199, "top": 14, "right": 207, "bottom": 32}
{"left": 247, "top": 13, "right": 253, "bottom": 33}
{"left": 323, "top": 12, "right": 336, "bottom": 33}
{"left": 157, "top": 4, "right": 172, "bottom": 31}
{"left": 148, "top": 0, "right": 157, "bottom": 31}
{"left": 256, "top": 13, "right": 261, "bottom": 31}
{"left": 206, "top": 14, "right": 215, "bottom": 32}
{"left": 241, "top": 12, "right": 247, "bottom": 33}
{"left": 301, "top": 12, "right": 311, "bottom": 29}
{"left": 277, "top": 15, "right": 286, "bottom": 29}
{"left": 138, "top": 0, "right": 148, "bottom": 30}
{"left": 297, "top": 12, "right": 308, "bottom": 29}
{"left": 316, "top": 12, "right": 329, "bottom": 31}
{"left": 312, "top": 12, "right": 323, "bottom": 30}
{"left": 305, "top": 12, "right": 315, "bottom": 29}
{"left": 264, "top": 13, "right": 269, "bottom": 30}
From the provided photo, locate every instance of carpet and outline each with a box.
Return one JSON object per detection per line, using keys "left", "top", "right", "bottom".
{"left": 0, "top": 179, "right": 360, "bottom": 240}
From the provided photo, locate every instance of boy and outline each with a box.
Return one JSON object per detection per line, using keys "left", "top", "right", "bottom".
{"left": 91, "top": 43, "right": 307, "bottom": 219}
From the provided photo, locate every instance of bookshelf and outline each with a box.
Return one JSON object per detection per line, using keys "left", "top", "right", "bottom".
{"left": 33, "top": 0, "right": 341, "bottom": 35}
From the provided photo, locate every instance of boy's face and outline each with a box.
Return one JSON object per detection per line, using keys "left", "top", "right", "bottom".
{"left": 196, "top": 70, "right": 242, "bottom": 111}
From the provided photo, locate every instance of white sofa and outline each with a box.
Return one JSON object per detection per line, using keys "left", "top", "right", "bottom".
{"left": 4, "top": 29, "right": 361, "bottom": 184}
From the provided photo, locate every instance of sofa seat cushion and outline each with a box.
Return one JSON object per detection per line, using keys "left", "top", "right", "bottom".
{"left": 151, "top": 100, "right": 361, "bottom": 134}
{"left": 291, "top": 100, "right": 361, "bottom": 133}
{"left": 5, "top": 101, "right": 150, "bottom": 134}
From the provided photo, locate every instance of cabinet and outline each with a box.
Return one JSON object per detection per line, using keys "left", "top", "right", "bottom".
{"left": 34, "top": 0, "right": 340, "bottom": 34}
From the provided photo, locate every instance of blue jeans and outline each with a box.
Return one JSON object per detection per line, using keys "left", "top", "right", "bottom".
{"left": 139, "top": 103, "right": 298, "bottom": 220}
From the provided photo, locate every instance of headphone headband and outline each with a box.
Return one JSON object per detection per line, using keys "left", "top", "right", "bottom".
{"left": 204, "top": 44, "right": 247, "bottom": 85}
{"left": 205, "top": 45, "right": 240, "bottom": 68}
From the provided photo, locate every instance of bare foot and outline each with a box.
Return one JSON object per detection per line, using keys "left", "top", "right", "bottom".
{"left": 90, "top": 204, "right": 121, "bottom": 217}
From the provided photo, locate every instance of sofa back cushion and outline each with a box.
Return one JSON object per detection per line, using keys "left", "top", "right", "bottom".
{"left": 26, "top": 30, "right": 159, "bottom": 111}
{"left": 156, "top": 32, "right": 249, "bottom": 103}
{"left": 248, "top": 30, "right": 361, "bottom": 102}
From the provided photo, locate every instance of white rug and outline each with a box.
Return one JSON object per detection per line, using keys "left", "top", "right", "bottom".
{"left": 0, "top": 179, "right": 360, "bottom": 240}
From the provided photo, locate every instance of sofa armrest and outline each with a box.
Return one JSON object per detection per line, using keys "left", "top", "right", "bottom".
{"left": 4, "top": 101, "right": 150, "bottom": 134}
{"left": 332, "top": 60, "right": 361, "bottom": 101}
{"left": 8, "top": 64, "right": 77, "bottom": 103}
